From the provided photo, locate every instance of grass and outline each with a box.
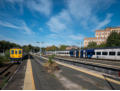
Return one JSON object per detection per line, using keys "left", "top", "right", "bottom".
{"left": 0, "top": 77, "right": 8, "bottom": 89}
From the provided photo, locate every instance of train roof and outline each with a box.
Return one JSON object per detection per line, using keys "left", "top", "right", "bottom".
{"left": 84, "top": 47, "right": 120, "bottom": 50}
{"left": 10, "top": 48, "right": 22, "bottom": 49}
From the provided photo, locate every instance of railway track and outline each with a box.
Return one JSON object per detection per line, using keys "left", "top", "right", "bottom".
{"left": 41, "top": 55, "right": 120, "bottom": 77}
{"left": 0, "top": 63, "right": 20, "bottom": 89}
{"left": 55, "top": 56, "right": 120, "bottom": 66}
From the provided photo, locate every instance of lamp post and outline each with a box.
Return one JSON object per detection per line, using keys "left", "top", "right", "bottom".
{"left": 36, "top": 42, "right": 44, "bottom": 57}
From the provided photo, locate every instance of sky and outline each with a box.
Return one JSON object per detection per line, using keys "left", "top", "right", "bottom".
{"left": 0, "top": 0, "right": 120, "bottom": 47}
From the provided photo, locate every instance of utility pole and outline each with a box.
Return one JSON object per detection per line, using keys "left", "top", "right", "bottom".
{"left": 36, "top": 42, "right": 44, "bottom": 57}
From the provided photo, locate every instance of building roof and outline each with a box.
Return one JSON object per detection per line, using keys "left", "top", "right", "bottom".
{"left": 95, "top": 27, "right": 120, "bottom": 32}
{"left": 95, "top": 30, "right": 104, "bottom": 32}
{"left": 84, "top": 37, "right": 106, "bottom": 40}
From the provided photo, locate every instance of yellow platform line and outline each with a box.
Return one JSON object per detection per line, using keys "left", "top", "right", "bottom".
{"left": 41, "top": 56, "right": 120, "bottom": 85}
{"left": 23, "top": 59, "right": 35, "bottom": 90}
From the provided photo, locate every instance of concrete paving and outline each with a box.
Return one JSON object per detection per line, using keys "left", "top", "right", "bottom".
{"left": 40, "top": 56, "right": 120, "bottom": 90}
{"left": 31, "top": 55, "right": 65, "bottom": 90}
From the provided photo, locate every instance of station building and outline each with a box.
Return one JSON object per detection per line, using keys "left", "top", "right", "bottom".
{"left": 84, "top": 27, "right": 120, "bottom": 47}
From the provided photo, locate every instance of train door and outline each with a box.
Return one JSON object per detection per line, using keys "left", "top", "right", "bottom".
{"left": 14, "top": 49, "right": 18, "bottom": 58}
{"left": 80, "top": 50, "right": 83, "bottom": 58}
{"left": 79, "top": 50, "right": 81, "bottom": 58}
{"left": 76, "top": 50, "right": 79, "bottom": 58}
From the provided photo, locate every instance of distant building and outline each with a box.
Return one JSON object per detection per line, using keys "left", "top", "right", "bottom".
{"left": 84, "top": 27, "right": 120, "bottom": 47}
{"left": 66, "top": 46, "right": 79, "bottom": 50}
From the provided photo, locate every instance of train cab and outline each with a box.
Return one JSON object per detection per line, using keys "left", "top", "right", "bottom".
{"left": 10, "top": 48, "right": 23, "bottom": 62}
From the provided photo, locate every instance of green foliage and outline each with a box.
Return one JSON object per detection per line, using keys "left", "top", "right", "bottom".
{"left": 0, "top": 56, "right": 8, "bottom": 65}
{"left": 5, "top": 50, "right": 10, "bottom": 59}
{"left": 23, "top": 45, "right": 30, "bottom": 53}
{"left": 87, "top": 42, "right": 97, "bottom": 48}
{"left": 48, "top": 55, "right": 55, "bottom": 64}
{"left": 46, "top": 45, "right": 58, "bottom": 51}
{"left": 0, "top": 50, "right": 10, "bottom": 65}
{"left": 59, "top": 45, "right": 69, "bottom": 50}
{"left": 0, "top": 40, "right": 21, "bottom": 52}
{"left": 106, "top": 32, "right": 120, "bottom": 47}
{"left": 97, "top": 43, "right": 106, "bottom": 48}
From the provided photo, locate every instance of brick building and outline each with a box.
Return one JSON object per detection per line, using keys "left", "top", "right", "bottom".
{"left": 84, "top": 27, "right": 120, "bottom": 47}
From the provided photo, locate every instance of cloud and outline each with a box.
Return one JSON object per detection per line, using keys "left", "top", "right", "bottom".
{"left": 7, "top": 0, "right": 23, "bottom": 3}
{"left": 5, "top": 0, "right": 52, "bottom": 16}
{"left": 47, "top": 10, "right": 71, "bottom": 33}
{"left": 39, "top": 28, "right": 44, "bottom": 32}
{"left": 27, "top": 0, "right": 52, "bottom": 16}
{"left": 92, "top": 14, "right": 113, "bottom": 31}
{"left": 0, "top": 21, "right": 19, "bottom": 29}
{"left": 0, "top": 34, "right": 17, "bottom": 43}
{"left": 21, "top": 22, "right": 33, "bottom": 35}
{"left": 66, "top": 0, "right": 115, "bottom": 28}
{"left": 0, "top": 20, "right": 33, "bottom": 35}
{"left": 69, "top": 34, "right": 85, "bottom": 40}
{"left": 47, "top": 0, "right": 114, "bottom": 33}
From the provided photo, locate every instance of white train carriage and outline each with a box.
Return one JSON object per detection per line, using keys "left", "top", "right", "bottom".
{"left": 46, "top": 51, "right": 70, "bottom": 56}
{"left": 55, "top": 51, "right": 70, "bottom": 56}
{"left": 45, "top": 51, "right": 56, "bottom": 55}
{"left": 92, "top": 48, "right": 120, "bottom": 60}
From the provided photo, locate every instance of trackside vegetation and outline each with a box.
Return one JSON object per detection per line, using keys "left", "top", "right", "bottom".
{"left": 44, "top": 55, "right": 59, "bottom": 73}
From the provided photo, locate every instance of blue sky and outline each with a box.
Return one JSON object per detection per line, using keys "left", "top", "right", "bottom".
{"left": 0, "top": 0, "right": 120, "bottom": 47}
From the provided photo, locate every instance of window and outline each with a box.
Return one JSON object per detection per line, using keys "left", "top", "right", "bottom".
{"left": 93, "top": 52, "right": 95, "bottom": 55}
{"left": 15, "top": 50, "right": 17, "bottom": 54}
{"left": 109, "top": 52, "right": 116, "bottom": 56}
{"left": 117, "top": 52, "right": 120, "bottom": 56}
{"left": 11, "top": 50, "right": 14, "bottom": 54}
{"left": 19, "top": 50, "right": 22, "bottom": 54}
{"left": 96, "top": 52, "right": 101, "bottom": 55}
{"left": 102, "top": 52, "right": 108, "bottom": 55}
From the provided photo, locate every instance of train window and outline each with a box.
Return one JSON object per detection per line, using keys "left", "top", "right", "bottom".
{"left": 102, "top": 52, "right": 108, "bottom": 55}
{"left": 109, "top": 52, "right": 116, "bottom": 56}
{"left": 117, "top": 52, "right": 120, "bottom": 56}
{"left": 15, "top": 50, "right": 17, "bottom": 54}
{"left": 93, "top": 52, "right": 95, "bottom": 55}
{"left": 19, "top": 50, "right": 22, "bottom": 54}
{"left": 96, "top": 52, "right": 101, "bottom": 55}
{"left": 11, "top": 50, "right": 14, "bottom": 54}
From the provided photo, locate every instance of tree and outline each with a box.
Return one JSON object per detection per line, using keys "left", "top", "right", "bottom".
{"left": 87, "top": 42, "right": 97, "bottom": 48}
{"left": 59, "top": 45, "right": 69, "bottom": 50}
{"left": 97, "top": 43, "right": 106, "bottom": 48}
{"left": 106, "top": 32, "right": 120, "bottom": 47}
{"left": 22, "top": 45, "right": 30, "bottom": 53}
{"left": 46, "top": 45, "right": 58, "bottom": 51}
{"left": 0, "top": 40, "right": 21, "bottom": 53}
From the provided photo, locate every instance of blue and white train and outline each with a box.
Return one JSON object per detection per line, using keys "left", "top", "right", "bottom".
{"left": 45, "top": 47, "right": 120, "bottom": 61}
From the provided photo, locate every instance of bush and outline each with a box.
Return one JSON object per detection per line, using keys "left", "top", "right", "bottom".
{"left": 5, "top": 50, "right": 10, "bottom": 59}
{"left": 48, "top": 55, "right": 55, "bottom": 64}
{"left": 0, "top": 56, "right": 7, "bottom": 65}
{"left": 44, "top": 55, "right": 59, "bottom": 73}
{"left": 0, "top": 50, "right": 10, "bottom": 65}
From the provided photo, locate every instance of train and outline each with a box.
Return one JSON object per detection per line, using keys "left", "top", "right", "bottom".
{"left": 45, "top": 47, "right": 120, "bottom": 61}
{"left": 10, "top": 48, "right": 23, "bottom": 63}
